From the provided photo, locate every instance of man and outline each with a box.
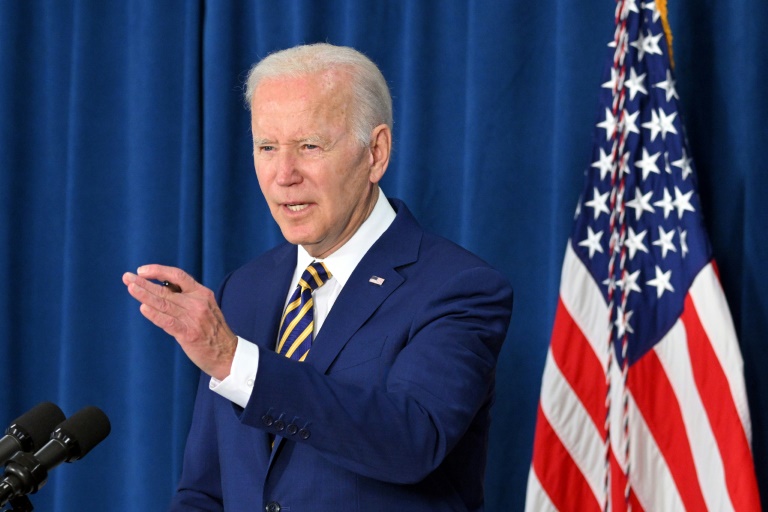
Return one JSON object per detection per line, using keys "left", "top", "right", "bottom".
{"left": 123, "top": 43, "right": 513, "bottom": 512}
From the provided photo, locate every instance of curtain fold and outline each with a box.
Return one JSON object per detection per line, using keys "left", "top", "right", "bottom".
{"left": 0, "top": 1, "right": 765, "bottom": 510}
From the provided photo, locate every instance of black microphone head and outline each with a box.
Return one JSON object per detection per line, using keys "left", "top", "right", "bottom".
{"left": 50, "top": 406, "right": 111, "bottom": 462}
{"left": 5, "top": 402, "right": 66, "bottom": 452}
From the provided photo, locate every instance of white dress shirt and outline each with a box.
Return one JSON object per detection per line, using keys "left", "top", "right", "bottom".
{"left": 210, "top": 189, "right": 396, "bottom": 408}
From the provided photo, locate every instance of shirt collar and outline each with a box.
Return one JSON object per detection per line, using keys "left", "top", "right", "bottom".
{"left": 296, "top": 187, "right": 396, "bottom": 287}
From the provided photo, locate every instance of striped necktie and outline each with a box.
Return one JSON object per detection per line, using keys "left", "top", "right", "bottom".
{"left": 276, "top": 261, "right": 332, "bottom": 361}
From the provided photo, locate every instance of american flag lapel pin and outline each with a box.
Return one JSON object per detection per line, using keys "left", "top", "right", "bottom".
{"left": 369, "top": 276, "right": 385, "bottom": 286}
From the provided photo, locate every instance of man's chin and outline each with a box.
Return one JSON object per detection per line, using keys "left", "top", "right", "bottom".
{"left": 280, "top": 229, "right": 319, "bottom": 249}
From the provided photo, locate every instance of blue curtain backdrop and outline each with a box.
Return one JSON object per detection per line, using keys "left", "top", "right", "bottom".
{"left": 0, "top": 1, "right": 765, "bottom": 510}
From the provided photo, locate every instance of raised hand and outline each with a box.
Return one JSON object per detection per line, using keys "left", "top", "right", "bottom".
{"left": 123, "top": 264, "right": 237, "bottom": 380}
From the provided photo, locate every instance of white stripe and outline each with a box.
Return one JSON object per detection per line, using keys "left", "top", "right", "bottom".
{"left": 607, "top": 342, "right": 624, "bottom": 467}
{"left": 654, "top": 320, "right": 734, "bottom": 512}
{"left": 554, "top": 244, "right": 726, "bottom": 511}
{"left": 539, "top": 349, "right": 605, "bottom": 509}
{"left": 560, "top": 242, "right": 611, "bottom": 369}
{"left": 524, "top": 467, "right": 558, "bottom": 512}
{"left": 622, "top": 389, "right": 687, "bottom": 511}
{"left": 688, "top": 262, "right": 752, "bottom": 442}
{"left": 604, "top": 344, "right": 685, "bottom": 512}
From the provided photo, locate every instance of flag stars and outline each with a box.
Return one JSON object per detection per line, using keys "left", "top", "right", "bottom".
{"left": 618, "top": 269, "right": 642, "bottom": 296}
{"left": 624, "top": 227, "right": 649, "bottom": 260}
{"left": 614, "top": 307, "right": 634, "bottom": 338}
{"left": 592, "top": 147, "right": 615, "bottom": 180}
{"left": 630, "top": 32, "right": 647, "bottom": 60}
{"left": 631, "top": 30, "right": 663, "bottom": 61}
{"left": 579, "top": 226, "right": 605, "bottom": 258}
{"left": 625, "top": 0, "right": 640, "bottom": 14}
{"left": 602, "top": 275, "right": 617, "bottom": 294}
{"left": 654, "top": 69, "right": 679, "bottom": 102}
{"left": 625, "top": 68, "right": 648, "bottom": 100}
{"left": 598, "top": 108, "right": 617, "bottom": 140}
{"left": 664, "top": 152, "right": 673, "bottom": 174}
{"left": 595, "top": 110, "right": 638, "bottom": 149}
{"left": 642, "top": 1, "right": 662, "bottom": 22}
{"left": 679, "top": 228, "right": 689, "bottom": 257}
{"left": 672, "top": 149, "right": 693, "bottom": 180}
{"left": 634, "top": 147, "right": 662, "bottom": 180}
{"left": 658, "top": 110, "right": 678, "bottom": 139}
{"left": 673, "top": 186, "right": 696, "bottom": 218}
{"left": 602, "top": 67, "right": 619, "bottom": 92}
{"left": 609, "top": 231, "right": 622, "bottom": 255}
{"left": 643, "top": 30, "right": 664, "bottom": 57}
{"left": 618, "top": 151, "right": 632, "bottom": 177}
{"left": 654, "top": 188, "right": 676, "bottom": 219}
{"left": 585, "top": 187, "right": 611, "bottom": 219}
{"left": 642, "top": 109, "right": 678, "bottom": 141}
{"left": 626, "top": 187, "right": 655, "bottom": 220}
{"left": 647, "top": 265, "right": 675, "bottom": 298}
{"left": 653, "top": 226, "right": 677, "bottom": 258}
{"left": 623, "top": 109, "right": 640, "bottom": 136}
{"left": 615, "top": 0, "right": 640, "bottom": 24}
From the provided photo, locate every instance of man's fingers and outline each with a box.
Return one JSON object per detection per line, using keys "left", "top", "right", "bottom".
{"left": 124, "top": 266, "right": 235, "bottom": 379}
{"left": 136, "top": 264, "right": 197, "bottom": 292}
{"left": 126, "top": 277, "right": 184, "bottom": 318}
{"left": 139, "top": 303, "right": 185, "bottom": 337}
{"left": 122, "top": 271, "right": 137, "bottom": 287}
{"left": 124, "top": 271, "right": 183, "bottom": 301}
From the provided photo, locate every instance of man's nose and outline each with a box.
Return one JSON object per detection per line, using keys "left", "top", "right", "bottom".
{"left": 275, "top": 151, "right": 302, "bottom": 186}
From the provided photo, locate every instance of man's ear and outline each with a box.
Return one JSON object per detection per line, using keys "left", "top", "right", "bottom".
{"left": 368, "top": 124, "right": 391, "bottom": 184}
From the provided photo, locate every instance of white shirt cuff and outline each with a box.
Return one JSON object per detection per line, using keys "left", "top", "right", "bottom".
{"left": 208, "top": 336, "right": 260, "bottom": 408}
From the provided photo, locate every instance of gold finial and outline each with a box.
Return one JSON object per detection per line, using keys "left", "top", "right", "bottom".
{"left": 656, "top": 0, "right": 675, "bottom": 69}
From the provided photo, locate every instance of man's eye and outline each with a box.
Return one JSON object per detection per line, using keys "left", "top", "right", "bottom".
{"left": 303, "top": 144, "right": 319, "bottom": 150}
{"left": 259, "top": 145, "right": 275, "bottom": 152}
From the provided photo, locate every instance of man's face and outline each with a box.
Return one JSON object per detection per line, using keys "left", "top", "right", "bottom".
{"left": 251, "top": 70, "right": 385, "bottom": 258}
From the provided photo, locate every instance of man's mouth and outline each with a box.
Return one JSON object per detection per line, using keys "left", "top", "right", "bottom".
{"left": 286, "top": 204, "right": 310, "bottom": 212}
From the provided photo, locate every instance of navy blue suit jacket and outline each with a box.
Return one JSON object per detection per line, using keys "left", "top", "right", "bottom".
{"left": 170, "top": 199, "right": 513, "bottom": 512}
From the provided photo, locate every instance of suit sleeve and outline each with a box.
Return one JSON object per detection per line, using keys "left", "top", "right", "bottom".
{"left": 169, "top": 373, "right": 225, "bottom": 511}
{"left": 239, "top": 265, "right": 513, "bottom": 484}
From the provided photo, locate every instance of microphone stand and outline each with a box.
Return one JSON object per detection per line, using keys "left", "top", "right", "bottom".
{"left": 0, "top": 451, "right": 41, "bottom": 511}
{"left": 4, "top": 496, "right": 33, "bottom": 511}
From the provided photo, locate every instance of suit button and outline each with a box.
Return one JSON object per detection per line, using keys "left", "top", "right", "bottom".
{"left": 286, "top": 423, "right": 298, "bottom": 435}
{"left": 274, "top": 420, "right": 285, "bottom": 431}
{"left": 265, "top": 502, "right": 281, "bottom": 512}
{"left": 261, "top": 414, "right": 274, "bottom": 426}
{"left": 298, "top": 428, "right": 311, "bottom": 440}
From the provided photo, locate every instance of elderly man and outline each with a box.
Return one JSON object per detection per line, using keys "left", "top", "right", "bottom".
{"left": 123, "top": 43, "right": 513, "bottom": 512}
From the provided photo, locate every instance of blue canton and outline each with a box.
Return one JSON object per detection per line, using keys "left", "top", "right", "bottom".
{"left": 571, "top": 2, "right": 712, "bottom": 366}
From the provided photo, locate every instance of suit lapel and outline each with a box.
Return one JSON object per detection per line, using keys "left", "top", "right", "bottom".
{"left": 267, "top": 201, "right": 422, "bottom": 467}
{"left": 306, "top": 200, "right": 422, "bottom": 375}
{"left": 239, "top": 245, "right": 296, "bottom": 462}
{"left": 252, "top": 244, "right": 296, "bottom": 352}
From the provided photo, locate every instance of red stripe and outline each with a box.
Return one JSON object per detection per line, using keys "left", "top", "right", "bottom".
{"left": 610, "top": 446, "right": 628, "bottom": 512}
{"left": 682, "top": 295, "right": 762, "bottom": 511}
{"left": 550, "top": 299, "right": 606, "bottom": 431}
{"left": 628, "top": 349, "right": 708, "bottom": 510}
{"left": 629, "top": 489, "right": 644, "bottom": 512}
{"left": 531, "top": 404, "right": 601, "bottom": 512}
{"left": 609, "top": 448, "right": 645, "bottom": 512}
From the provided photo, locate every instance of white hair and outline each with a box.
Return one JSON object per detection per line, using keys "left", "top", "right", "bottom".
{"left": 244, "top": 43, "right": 393, "bottom": 146}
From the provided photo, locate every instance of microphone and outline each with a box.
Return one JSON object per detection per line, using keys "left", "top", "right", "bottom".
{"left": 0, "top": 406, "right": 111, "bottom": 505}
{"left": 0, "top": 402, "right": 65, "bottom": 464}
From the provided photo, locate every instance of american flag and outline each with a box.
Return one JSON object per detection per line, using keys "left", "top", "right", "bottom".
{"left": 524, "top": 1, "right": 762, "bottom": 510}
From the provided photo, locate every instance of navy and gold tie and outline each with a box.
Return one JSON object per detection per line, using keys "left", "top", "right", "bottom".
{"left": 276, "top": 261, "right": 332, "bottom": 361}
